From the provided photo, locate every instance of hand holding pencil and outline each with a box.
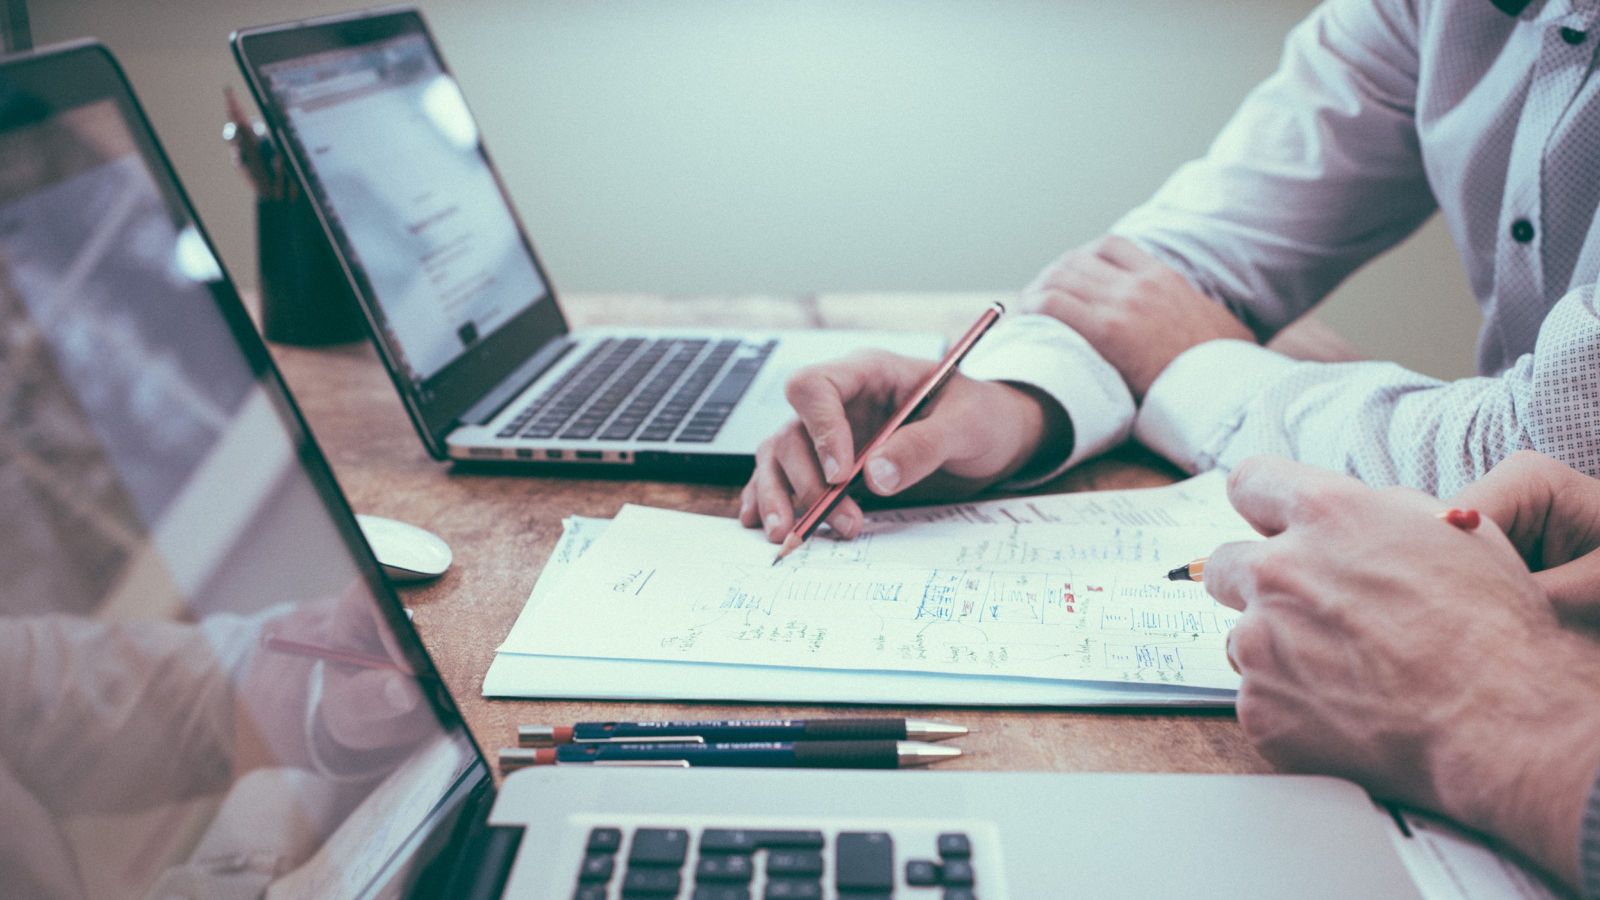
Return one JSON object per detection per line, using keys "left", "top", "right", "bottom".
{"left": 741, "top": 304, "right": 1071, "bottom": 547}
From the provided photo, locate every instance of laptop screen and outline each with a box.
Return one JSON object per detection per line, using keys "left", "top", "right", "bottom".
{"left": 260, "top": 32, "right": 548, "bottom": 384}
{"left": 239, "top": 11, "right": 570, "bottom": 452}
{"left": 0, "top": 44, "right": 483, "bottom": 899}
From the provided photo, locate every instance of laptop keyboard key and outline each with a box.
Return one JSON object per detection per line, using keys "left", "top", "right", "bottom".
{"left": 693, "top": 887, "right": 751, "bottom": 900}
{"left": 943, "top": 891, "right": 977, "bottom": 900}
{"left": 587, "top": 827, "right": 623, "bottom": 854}
{"left": 578, "top": 854, "right": 615, "bottom": 882}
{"left": 906, "top": 859, "right": 941, "bottom": 886}
{"left": 695, "top": 853, "right": 754, "bottom": 882}
{"left": 763, "top": 879, "right": 821, "bottom": 900}
{"left": 937, "top": 832, "right": 971, "bottom": 858}
{"left": 835, "top": 832, "right": 894, "bottom": 893}
{"left": 629, "top": 828, "right": 689, "bottom": 867}
{"left": 942, "top": 858, "right": 975, "bottom": 886}
{"left": 573, "top": 886, "right": 608, "bottom": 900}
{"left": 766, "top": 850, "right": 823, "bottom": 877}
{"left": 698, "top": 829, "right": 824, "bottom": 853}
{"left": 622, "top": 868, "right": 681, "bottom": 896}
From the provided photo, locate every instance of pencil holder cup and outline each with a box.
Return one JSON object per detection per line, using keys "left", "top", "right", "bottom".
{"left": 257, "top": 190, "right": 366, "bottom": 346}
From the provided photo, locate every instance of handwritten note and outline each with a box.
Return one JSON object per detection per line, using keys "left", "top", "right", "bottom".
{"left": 503, "top": 483, "right": 1254, "bottom": 690}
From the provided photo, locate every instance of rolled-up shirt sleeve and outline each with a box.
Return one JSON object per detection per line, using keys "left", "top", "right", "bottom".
{"left": 959, "top": 313, "right": 1135, "bottom": 487}
{"left": 1112, "top": 0, "right": 1436, "bottom": 339}
{"left": 1134, "top": 285, "right": 1600, "bottom": 497}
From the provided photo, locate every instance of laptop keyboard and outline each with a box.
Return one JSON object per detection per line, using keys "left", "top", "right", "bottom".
{"left": 495, "top": 337, "right": 777, "bottom": 445}
{"left": 572, "top": 825, "right": 981, "bottom": 899}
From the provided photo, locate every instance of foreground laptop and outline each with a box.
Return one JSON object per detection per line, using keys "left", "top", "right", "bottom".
{"left": 0, "top": 41, "right": 1429, "bottom": 900}
{"left": 230, "top": 7, "right": 942, "bottom": 477}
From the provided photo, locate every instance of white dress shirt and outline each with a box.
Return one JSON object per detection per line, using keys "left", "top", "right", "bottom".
{"left": 961, "top": 0, "right": 1600, "bottom": 498}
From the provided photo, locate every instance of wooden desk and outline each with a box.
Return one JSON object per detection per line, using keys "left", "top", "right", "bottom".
{"left": 266, "top": 293, "right": 1359, "bottom": 777}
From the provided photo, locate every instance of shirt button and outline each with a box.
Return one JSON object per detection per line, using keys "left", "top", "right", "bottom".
{"left": 1510, "top": 218, "right": 1536, "bottom": 243}
{"left": 1560, "top": 27, "right": 1587, "bottom": 45}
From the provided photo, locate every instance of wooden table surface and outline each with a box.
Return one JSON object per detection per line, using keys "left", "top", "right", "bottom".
{"left": 265, "top": 293, "right": 1361, "bottom": 779}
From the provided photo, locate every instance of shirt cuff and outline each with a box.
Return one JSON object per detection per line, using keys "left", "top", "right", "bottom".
{"left": 959, "top": 313, "right": 1136, "bottom": 488}
{"left": 1134, "top": 339, "right": 1297, "bottom": 472}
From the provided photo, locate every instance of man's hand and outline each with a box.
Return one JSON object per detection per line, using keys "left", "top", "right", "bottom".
{"left": 1204, "top": 456, "right": 1600, "bottom": 890}
{"left": 1023, "top": 235, "right": 1253, "bottom": 398}
{"left": 1451, "top": 450, "right": 1600, "bottom": 624}
{"left": 739, "top": 350, "right": 1066, "bottom": 542}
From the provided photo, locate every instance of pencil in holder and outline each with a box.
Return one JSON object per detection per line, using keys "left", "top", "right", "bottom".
{"left": 256, "top": 188, "right": 366, "bottom": 346}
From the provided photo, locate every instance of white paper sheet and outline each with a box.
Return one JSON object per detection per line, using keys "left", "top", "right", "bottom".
{"left": 501, "top": 483, "right": 1254, "bottom": 690}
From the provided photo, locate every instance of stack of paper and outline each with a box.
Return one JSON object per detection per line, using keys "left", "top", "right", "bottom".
{"left": 484, "top": 473, "right": 1256, "bottom": 707}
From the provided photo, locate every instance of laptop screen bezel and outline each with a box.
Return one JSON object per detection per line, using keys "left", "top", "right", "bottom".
{"left": 0, "top": 38, "right": 499, "bottom": 895}
{"left": 232, "top": 6, "right": 571, "bottom": 458}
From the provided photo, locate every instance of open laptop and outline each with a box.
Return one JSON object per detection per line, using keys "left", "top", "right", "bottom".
{"left": 230, "top": 6, "right": 942, "bottom": 477}
{"left": 0, "top": 40, "right": 1433, "bottom": 900}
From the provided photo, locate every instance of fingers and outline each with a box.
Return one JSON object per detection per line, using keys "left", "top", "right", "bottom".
{"left": 1534, "top": 548, "right": 1600, "bottom": 624}
{"left": 1452, "top": 450, "right": 1600, "bottom": 566}
{"left": 1224, "top": 455, "right": 1363, "bottom": 537}
{"left": 1091, "top": 234, "right": 1155, "bottom": 271}
{"left": 784, "top": 355, "right": 886, "bottom": 483}
{"left": 744, "top": 425, "right": 864, "bottom": 542}
{"left": 751, "top": 440, "right": 799, "bottom": 540}
{"left": 1202, "top": 539, "right": 1272, "bottom": 611}
{"left": 1448, "top": 450, "right": 1559, "bottom": 556}
{"left": 1035, "top": 250, "right": 1126, "bottom": 299}
{"left": 860, "top": 418, "right": 958, "bottom": 497}
{"left": 321, "top": 669, "right": 426, "bottom": 751}
{"left": 1224, "top": 456, "right": 1316, "bottom": 537}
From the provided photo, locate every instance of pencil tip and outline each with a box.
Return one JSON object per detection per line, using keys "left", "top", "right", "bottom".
{"left": 772, "top": 534, "right": 801, "bottom": 566}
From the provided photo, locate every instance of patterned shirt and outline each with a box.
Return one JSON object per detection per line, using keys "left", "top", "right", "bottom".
{"left": 961, "top": 0, "right": 1600, "bottom": 499}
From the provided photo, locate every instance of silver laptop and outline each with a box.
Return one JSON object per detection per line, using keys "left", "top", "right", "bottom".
{"left": 231, "top": 7, "right": 941, "bottom": 477}
{"left": 0, "top": 39, "right": 1430, "bottom": 900}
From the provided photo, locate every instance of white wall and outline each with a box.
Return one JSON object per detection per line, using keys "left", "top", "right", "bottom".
{"left": 37, "top": 0, "right": 1481, "bottom": 377}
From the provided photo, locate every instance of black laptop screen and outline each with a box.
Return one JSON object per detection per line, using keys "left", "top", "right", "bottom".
{"left": 0, "top": 45, "right": 482, "bottom": 899}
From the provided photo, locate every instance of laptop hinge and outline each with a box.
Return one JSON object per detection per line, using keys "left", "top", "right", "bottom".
{"left": 460, "top": 337, "right": 575, "bottom": 427}
{"left": 440, "top": 823, "right": 524, "bottom": 900}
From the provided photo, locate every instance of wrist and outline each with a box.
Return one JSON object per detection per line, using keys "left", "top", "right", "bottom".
{"left": 1429, "top": 634, "right": 1600, "bottom": 887}
{"left": 993, "top": 381, "right": 1073, "bottom": 484}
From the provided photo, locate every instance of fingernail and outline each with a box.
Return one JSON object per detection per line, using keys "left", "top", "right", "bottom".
{"left": 822, "top": 454, "right": 841, "bottom": 483}
{"left": 867, "top": 457, "right": 900, "bottom": 493}
{"left": 739, "top": 495, "right": 752, "bottom": 518}
{"left": 765, "top": 513, "right": 783, "bottom": 536}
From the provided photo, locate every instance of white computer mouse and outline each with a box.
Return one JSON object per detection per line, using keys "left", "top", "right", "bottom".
{"left": 355, "top": 514, "right": 453, "bottom": 583}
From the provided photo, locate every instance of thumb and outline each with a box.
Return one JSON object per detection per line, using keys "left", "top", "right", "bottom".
{"left": 1534, "top": 548, "right": 1600, "bottom": 625}
{"left": 862, "top": 419, "right": 953, "bottom": 496}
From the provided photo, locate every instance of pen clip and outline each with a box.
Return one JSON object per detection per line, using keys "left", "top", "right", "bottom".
{"left": 592, "top": 759, "right": 693, "bottom": 768}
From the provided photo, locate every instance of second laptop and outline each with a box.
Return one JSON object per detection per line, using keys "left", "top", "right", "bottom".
{"left": 232, "top": 7, "right": 943, "bottom": 477}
